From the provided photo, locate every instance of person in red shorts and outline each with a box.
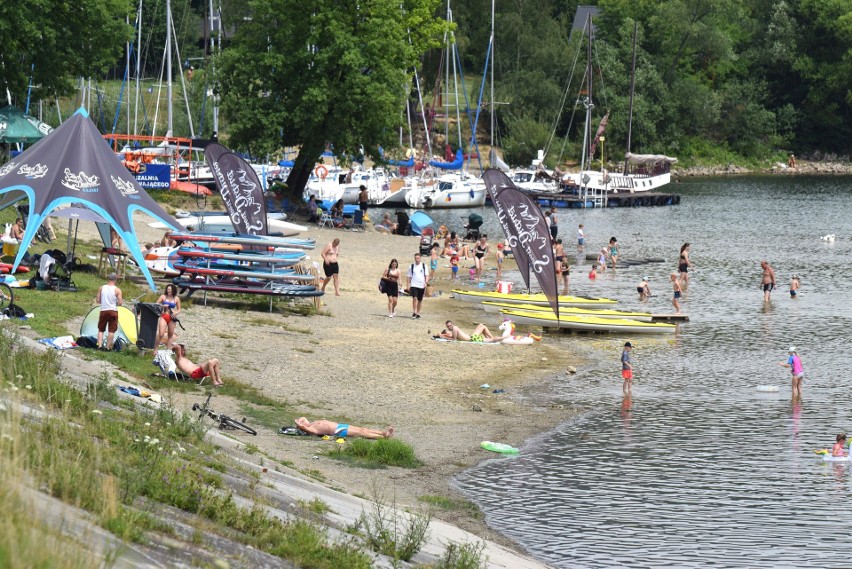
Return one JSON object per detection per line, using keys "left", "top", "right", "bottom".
{"left": 621, "top": 341, "right": 634, "bottom": 394}
{"left": 173, "top": 344, "right": 223, "bottom": 386}
{"left": 96, "top": 273, "right": 123, "bottom": 350}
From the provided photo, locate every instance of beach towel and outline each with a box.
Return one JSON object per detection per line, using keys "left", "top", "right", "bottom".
{"left": 37, "top": 335, "right": 77, "bottom": 350}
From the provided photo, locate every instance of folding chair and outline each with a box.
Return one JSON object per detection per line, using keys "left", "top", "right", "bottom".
{"left": 318, "top": 211, "right": 333, "bottom": 229}
{"left": 347, "top": 210, "right": 365, "bottom": 231}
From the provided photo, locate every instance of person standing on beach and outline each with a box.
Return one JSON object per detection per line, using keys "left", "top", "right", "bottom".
{"left": 358, "top": 185, "right": 369, "bottom": 217}
{"left": 407, "top": 252, "right": 429, "bottom": 319}
{"left": 678, "top": 243, "right": 693, "bottom": 291}
{"left": 671, "top": 273, "right": 682, "bottom": 314}
{"left": 778, "top": 346, "right": 804, "bottom": 399}
{"left": 577, "top": 223, "right": 585, "bottom": 253}
{"left": 321, "top": 238, "right": 341, "bottom": 296}
{"left": 621, "top": 342, "right": 634, "bottom": 394}
{"left": 473, "top": 235, "right": 489, "bottom": 282}
{"left": 495, "top": 243, "right": 505, "bottom": 280}
{"left": 96, "top": 273, "right": 123, "bottom": 351}
{"left": 382, "top": 259, "right": 401, "bottom": 317}
{"left": 760, "top": 260, "right": 776, "bottom": 302}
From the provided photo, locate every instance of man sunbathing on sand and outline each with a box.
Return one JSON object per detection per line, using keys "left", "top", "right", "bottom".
{"left": 439, "top": 320, "right": 499, "bottom": 342}
{"left": 295, "top": 417, "right": 394, "bottom": 439}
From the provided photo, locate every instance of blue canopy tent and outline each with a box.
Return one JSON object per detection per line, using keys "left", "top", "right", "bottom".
{"left": 0, "top": 108, "right": 179, "bottom": 291}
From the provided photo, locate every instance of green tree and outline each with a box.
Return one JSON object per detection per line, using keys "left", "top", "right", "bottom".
{"left": 0, "top": 0, "right": 133, "bottom": 104}
{"left": 218, "top": 0, "right": 448, "bottom": 196}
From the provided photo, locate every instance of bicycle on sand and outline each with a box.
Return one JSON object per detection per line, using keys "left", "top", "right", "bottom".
{"left": 192, "top": 393, "right": 257, "bottom": 435}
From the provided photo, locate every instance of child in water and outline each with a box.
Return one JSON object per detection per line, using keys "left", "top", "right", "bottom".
{"left": 671, "top": 273, "right": 682, "bottom": 314}
{"left": 621, "top": 342, "right": 633, "bottom": 394}
{"left": 790, "top": 274, "right": 800, "bottom": 298}
{"left": 637, "top": 276, "right": 651, "bottom": 301}
{"left": 832, "top": 433, "right": 847, "bottom": 457}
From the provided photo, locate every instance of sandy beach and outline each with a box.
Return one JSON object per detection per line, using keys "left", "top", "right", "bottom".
{"left": 99, "top": 213, "right": 584, "bottom": 549}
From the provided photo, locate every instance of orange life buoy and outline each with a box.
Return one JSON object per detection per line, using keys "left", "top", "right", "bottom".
{"left": 315, "top": 165, "right": 329, "bottom": 180}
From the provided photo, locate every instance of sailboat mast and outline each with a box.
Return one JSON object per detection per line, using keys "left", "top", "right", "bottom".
{"left": 166, "top": 0, "right": 173, "bottom": 136}
{"left": 489, "top": 0, "right": 495, "bottom": 150}
{"left": 209, "top": 0, "right": 221, "bottom": 136}
{"left": 624, "top": 21, "right": 638, "bottom": 174}
{"left": 579, "top": 14, "right": 592, "bottom": 174}
{"left": 134, "top": 0, "right": 141, "bottom": 135}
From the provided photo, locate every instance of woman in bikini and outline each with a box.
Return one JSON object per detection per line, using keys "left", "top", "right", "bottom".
{"left": 382, "top": 258, "right": 401, "bottom": 317}
{"left": 156, "top": 283, "right": 181, "bottom": 349}
{"left": 473, "top": 235, "right": 489, "bottom": 281}
{"left": 678, "top": 243, "right": 693, "bottom": 291}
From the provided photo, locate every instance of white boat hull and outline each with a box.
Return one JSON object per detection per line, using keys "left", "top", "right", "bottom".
{"left": 564, "top": 170, "right": 672, "bottom": 193}
{"left": 406, "top": 181, "right": 487, "bottom": 208}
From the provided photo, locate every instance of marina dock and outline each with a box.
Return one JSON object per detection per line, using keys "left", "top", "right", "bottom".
{"left": 519, "top": 191, "right": 681, "bottom": 209}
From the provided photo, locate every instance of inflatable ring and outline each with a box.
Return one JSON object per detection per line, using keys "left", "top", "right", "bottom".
{"left": 315, "top": 165, "right": 328, "bottom": 180}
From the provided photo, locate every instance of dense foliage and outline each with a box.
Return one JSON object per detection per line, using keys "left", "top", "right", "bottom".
{"left": 0, "top": 0, "right": 132, "bottom": 100}
{"left": 218, "top": 0, "right": 448, "bottom": 193}
{"left": 1, "top": 0, "right": 850, "bottom": 171}
{"left": 449, "top": 0, "right": 852, "bottom": 164}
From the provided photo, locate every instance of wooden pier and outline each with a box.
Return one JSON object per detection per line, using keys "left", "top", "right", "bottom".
{"left": 519, "top": 191, "right": 681, "bottom": 209}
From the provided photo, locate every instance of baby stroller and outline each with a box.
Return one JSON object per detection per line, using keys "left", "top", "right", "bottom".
{"left": 462, "top": 213, "right": 483, "bottom": 241}
{"left": 419, "top": 227, "right": 435, "bottom": 256}
{"left": 394, "top": 210, "right": 411, "bottom": 235}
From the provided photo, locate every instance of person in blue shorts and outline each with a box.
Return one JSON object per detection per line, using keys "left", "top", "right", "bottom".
{"left": 294, "top": 417, "right": 394, "bottom": 439}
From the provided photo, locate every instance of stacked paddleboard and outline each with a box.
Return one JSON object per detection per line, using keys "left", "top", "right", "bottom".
{"left": 452, "top": 289, "right": 676, "bottom": 334}
{"left": 166, "top": 233, "right": 322, "bottom": 298}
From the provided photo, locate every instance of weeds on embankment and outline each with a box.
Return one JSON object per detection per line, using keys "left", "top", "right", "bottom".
{"left": 0, "top": 324, "right": 373, "bottom": 568}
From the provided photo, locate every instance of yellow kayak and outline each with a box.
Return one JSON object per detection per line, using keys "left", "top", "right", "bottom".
{"left": 501, "top": 308, "right": 676, "bottom": 334}
{"left": 451, "top": 289, "right": 617, "bottom": 307}
{"left": 481, "top": 301, "right": 654, "bottom": 322}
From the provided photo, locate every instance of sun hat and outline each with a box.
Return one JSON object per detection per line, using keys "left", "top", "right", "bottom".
{"left": 643, "top": 276, "right": 650, "bottom": 280}
{"left": 789, "top": 346, "right": 797, "bottom": 353}
{"left": 624, "top": 341, "right": 632, "bottom": 347}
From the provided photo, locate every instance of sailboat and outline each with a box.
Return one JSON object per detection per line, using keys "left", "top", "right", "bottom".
{"left": 562, "top": 15, "right": 677, "bottom": 199}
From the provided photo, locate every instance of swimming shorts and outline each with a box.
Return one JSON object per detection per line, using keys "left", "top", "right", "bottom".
{"left": 637, "top": 287, "right": 645, "bottom": 294}
{"left": 674, "top": 291, "right": 681, "bottom": 299}
{"left": 409, "top": 286, "right": 425, "bottom": 301}
{"left": 452, "top": 266, "right": 458, "bottom": 274}
{"left": 578, "top": 238, "right": 585, "bottom": 245}
{"left": 190, "top": 366, "right": 206, "bottom": 380}
{"left": 323, "top": 261, "right": 339, "bottom": 276}
{"left": 430, "top": 259, "right": 438, "bottom": 271}
{"left": 97, "top": 310, "right": 118, "bottom": 333}
{"left": 763, "top": 283, "right": 774, "bottom": 292}
{"left": 335, "top": 423, "right": 349, "bottom": 437}
{"left": 470, "top": 334, "right": 484, "bottom": 343}
{"left": 622, "top": 369, "right": 633, "bottom": 380}
{"left": 678, "top": 263, "right": 689, "bottom": 273}
{"left": 790, "top": 290, "right": 797, "bottom": 297}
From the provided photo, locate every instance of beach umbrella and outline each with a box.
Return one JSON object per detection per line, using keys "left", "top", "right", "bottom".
{"left": 0, "top": 106, "right": 53, "bottom": 144}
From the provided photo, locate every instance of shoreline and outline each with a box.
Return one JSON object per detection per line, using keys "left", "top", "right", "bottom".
{"left": 60, "top": 217, "right": 588, "bottom": 561}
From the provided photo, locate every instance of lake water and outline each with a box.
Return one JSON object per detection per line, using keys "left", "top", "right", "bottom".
{"left": 431, "top": 176, "right": 852, "bottom": 568}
